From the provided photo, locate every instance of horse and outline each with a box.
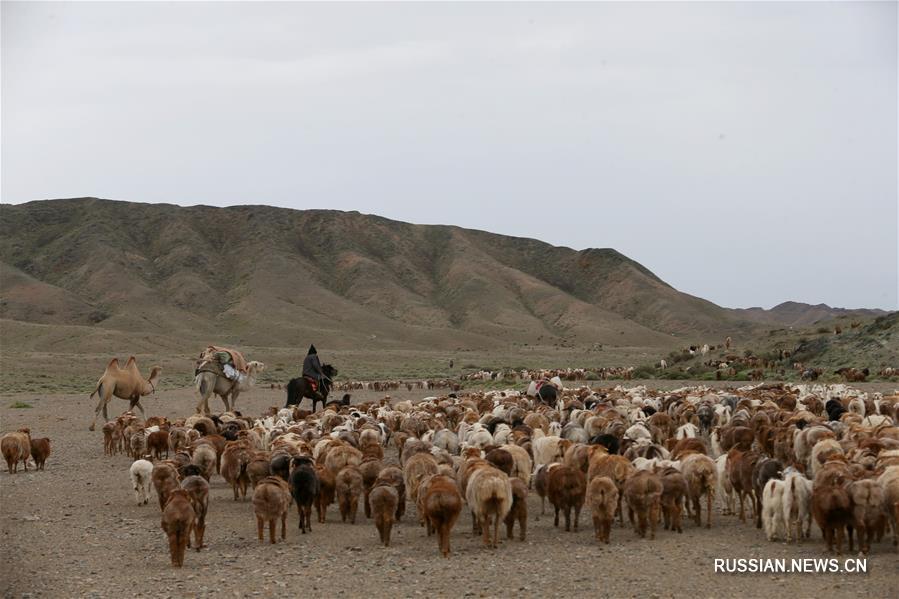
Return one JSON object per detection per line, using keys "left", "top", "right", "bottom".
{"left": 285, "top": 364, "right": 338, "bottom": 413}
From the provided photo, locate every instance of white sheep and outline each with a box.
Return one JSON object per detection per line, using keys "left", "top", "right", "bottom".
{"left": 129, "top": 459, "right": 154, "bottom": 506}
{"left": 782, "top": 471, "right": 813, "bottom": 543}
{"left": 675, "top": 423, "right": 698, "bottom": 440}
{"left": 761, "top": 479, "right": 786, "bottom": 541}
{"left": 715, "top": 455, "right": 735, "bottom": 515}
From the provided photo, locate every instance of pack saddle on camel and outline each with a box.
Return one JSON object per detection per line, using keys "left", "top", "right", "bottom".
{"left": 88, "top": 357, "right": 162, "bottom": 430}
{"left": 194, "top": 345, "right": 265, "bottom": 414}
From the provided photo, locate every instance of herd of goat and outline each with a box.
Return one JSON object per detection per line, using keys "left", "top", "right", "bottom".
{"left": 3, "top": 381, "right": 899, "bottom": 569}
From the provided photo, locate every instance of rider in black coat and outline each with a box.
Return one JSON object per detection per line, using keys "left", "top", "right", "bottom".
{"left": 302, "top": 345, "right": 324, "bottom": 395}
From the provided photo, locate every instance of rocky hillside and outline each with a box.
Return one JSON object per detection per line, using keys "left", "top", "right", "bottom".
{"left": 0, "top": 198, "right": 869, "bottom": 355}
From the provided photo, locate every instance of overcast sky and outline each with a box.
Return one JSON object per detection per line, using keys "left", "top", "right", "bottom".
{"left": 2, "top": 1, "right": 896, "bottom": 310}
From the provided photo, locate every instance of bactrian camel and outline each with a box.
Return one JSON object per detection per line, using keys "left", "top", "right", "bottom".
{"left": 89, "top": 357, "right": 162, "bottom": 430}
{"left": 194, "top": 360, "right": 265, "bottom": 414}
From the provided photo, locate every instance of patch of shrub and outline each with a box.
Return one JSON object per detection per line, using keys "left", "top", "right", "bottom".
{"left": 9, "top": 401, "right": 32, "bottom": 409}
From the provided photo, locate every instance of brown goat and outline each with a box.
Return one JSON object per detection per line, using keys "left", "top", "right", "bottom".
{"left": 152, "top": 462, "right": 180, "bottom": 510}
{"left": 253, "top": 476, "right": 291, "bottom": 544}
{"left": 547, "top": 465, "right": 586, "bottom": 532}
{"left": 359, "top": 457, "right": 384, "bottom": 519}
{"left": 848, "top": 479, "right": 883, "bottom": 555}
{"left": 681, "top": 453, "right": 717, "bottom": 528}
{"left": 374, "top": 465, "right": 406, "bottom": 521}
{"left": 221, "top": 441, "right": 253, "bottom": 501}
{"left": 1, "top": 429, "right": 31, "bottom": 473}
{"left": 314, "top": 464, "right": 336, "bottom": 523}
{"left": 811, "top": 462, "right": 855, "bottom": 554}
{"left": 147, "top": 430, "right": 170, "bottom": 460}
{"left": 336, "top": 464, "right": 364, "bottom": 524}
{"left": 423, "top": 474, "right": 463, "bottom": 557}
{"left": 588, "top": 476, "right": 618, "bottom": 544}
{"left": 727, "top": 449, "right": 760, "bottom": 523}
{"left": 161, "top": 489, "right": 195, "bottom": 567}
{"left": 658, "top": 466, "right": 687, "bottom": 533}
{"left": 369, "top": 482, "right": 399, "bottom": 547}
{"left": 29, "top": 437, "right": 51, "bottom": 471}
{"left": 624, "top": 470, "right": 663, "bottom": 539}
{"left": 504, "top": 478, "right": 528, "bottom": 541}
{"left": 587, "top": 453, "right": 635, "bottom": 525}
{"left": 180, "top": 475, "right": 209, "bottom": 551}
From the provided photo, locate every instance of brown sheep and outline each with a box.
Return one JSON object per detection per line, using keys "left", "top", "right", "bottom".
{"left": 29, "top": 437, "right": 51, "bottom": 471}
{"left": 848, "top": 479, "right": 883, "bottom": 555}
{"left": 727, "top": 449, "right": 760, "bottom": 523}
{"left": 658, "top": 466, "right": 687, "bottom": 533}
{"left": 670, "top": 437, "right": 707, "bottom": 461}
{"left": 547, "top": 465, "right": 586, "bottom": 532}
{"left": 336, "top": 465, "right": 364, "bottom": 524}
{"left": 624, "top": 470, "right": 663, "bottom": 539}
{"left": 102, "top": 421, "right": 122, "bottom": 456}
{"left": 325, "top": 444, "right": 363, "bottom": 476}
{"left": 369, "top": 482, "right": 399, "bottom": 547}
{"left": 152, "top": 462, "right": 180, "bottom": 511}
{"left": 485, "top": 448, "right": 514, "bottom": 476}
{"left": 403, "top": 452, "right": 439, "bottom": 503}
{"left": 180, "top": 474, "right": 209, "bottom": 551}
{"left": 161, "top": 489, "right": 195, "bottom": 567}
{"left": 422, "top": 474, "right": 463, "bottom": 557}
{"left": 190, "top": 443, "right": 217, "bottom": 482}
{"left": 246, "top": 453, "right": 273, "bottom": 489}
{"left": 682, "top": 453, "right": 717, "bottom": 528}
{"left": 147, "top": 430, "right": 170, "bottom": 460}
{"left": 1, "top": 429, "right": 31, "bottom": 473}
{"left": 587, "top": 476, "right": 618, "bottom": 544}
{"left": 374, "top": 465, "right": 406, "bottom": 521}
{"left": 812, "top": 462, "right": 855, "bottom": 554}
{"left": 587, "top": 453, "right": 635, "bottom": 525}
{"left": 253, "top": 476, "right": 292, "bottom": 544}
{"left": 221, "top": 441, "right": 253, "bottom": 501}
{"left": 314, "top": 464, "right": 336, "bottom": 523}
{"left": 504, "top": 478, "right": 528, "bottom": 541}
{"left": 359, "top": 457, "right": 384, "bottom": 519}
{"left": 534, "top": 463, "right": 560, "bottom": 518}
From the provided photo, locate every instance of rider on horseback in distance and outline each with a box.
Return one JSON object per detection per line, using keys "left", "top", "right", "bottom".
{"left": 302, "top": 344, "right": 325, "bottom": 402}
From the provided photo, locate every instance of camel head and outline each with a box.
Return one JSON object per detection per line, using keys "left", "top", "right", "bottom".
{"left": 247, "top": 361, "right": 266, "bottom": 376}
{"left": 147, "top": 366, "right": 162, "bottom": 394}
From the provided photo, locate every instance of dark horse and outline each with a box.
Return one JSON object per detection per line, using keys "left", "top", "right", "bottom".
{"left": 285, "top": 364, "right": 338, "bottom": 413}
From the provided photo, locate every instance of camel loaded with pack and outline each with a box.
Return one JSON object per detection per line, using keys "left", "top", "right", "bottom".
{"left": 194, "top": 345, "right": 265, "bottom": 414}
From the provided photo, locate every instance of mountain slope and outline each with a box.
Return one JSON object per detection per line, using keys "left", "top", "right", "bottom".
{"left": 732, "top": 301, "right": 885, "bottom": 328}
{"left": 0, "top": 198, "right": 809, "bottom": 354}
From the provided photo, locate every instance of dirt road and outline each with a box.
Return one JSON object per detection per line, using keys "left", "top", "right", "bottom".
{"left": 1, "top": 384, "right": 896, "bottom": 598}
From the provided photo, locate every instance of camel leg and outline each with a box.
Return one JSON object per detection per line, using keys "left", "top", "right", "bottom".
{"left": 131, "top": 398, "right": 146, "bottom": 417}
{"left": 89, "top": 394, "right": 107, "bottom": 431}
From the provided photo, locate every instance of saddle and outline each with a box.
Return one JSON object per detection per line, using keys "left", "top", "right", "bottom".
{"left": 195, "top": 360, "right": 224, "bottom": 378}
{"left": 304, "top": 376, "right": 319, "bottom": 393}
{"left": 195, "top": 360, "right": 239, "bottom": 391}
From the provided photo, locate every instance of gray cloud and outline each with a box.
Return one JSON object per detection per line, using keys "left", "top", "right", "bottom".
{"left": 2, "top": 1, "right": 896, "bottom": 309}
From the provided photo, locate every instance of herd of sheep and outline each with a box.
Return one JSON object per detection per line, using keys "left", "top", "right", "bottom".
{"left": 3, "top": 380, "right": 899, "bottom": 569}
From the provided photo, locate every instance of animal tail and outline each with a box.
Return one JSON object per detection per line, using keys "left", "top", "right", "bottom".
{"left": 91, "top": 382, "right": 102, "bottom": 400}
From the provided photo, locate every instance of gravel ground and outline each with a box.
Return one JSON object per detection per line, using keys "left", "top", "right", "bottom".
{"left": 1, "top": 383, "right": 897, "bottom": 598}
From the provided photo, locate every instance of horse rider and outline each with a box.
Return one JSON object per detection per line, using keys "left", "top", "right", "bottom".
{"left": 302, "top": 344, "right": 326, "bottom": 401}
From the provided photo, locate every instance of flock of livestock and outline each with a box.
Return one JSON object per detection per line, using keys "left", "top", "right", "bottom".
{"left": 3, "top": 380, "right": 899, "bottom": 569}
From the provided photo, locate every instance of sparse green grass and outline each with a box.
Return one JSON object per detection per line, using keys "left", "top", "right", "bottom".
{"left": 8, "top": 401, "right": 32, "bottom": 408}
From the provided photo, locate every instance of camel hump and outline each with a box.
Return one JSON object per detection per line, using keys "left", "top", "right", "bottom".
{"left": 107, "top": 357, "right": 120, "bottom": 369}
{"left": 126, "top": 356, "right": 137, "bottom": 365}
